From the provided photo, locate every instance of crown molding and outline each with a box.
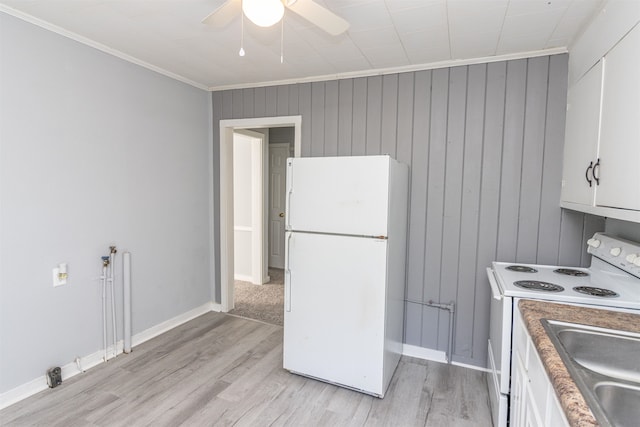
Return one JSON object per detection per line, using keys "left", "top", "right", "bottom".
{"left": 206, "top": 47, "right": 568, "bottom": 91}
{"left": 0, "top": 5, "right": 209, "bottom": 91}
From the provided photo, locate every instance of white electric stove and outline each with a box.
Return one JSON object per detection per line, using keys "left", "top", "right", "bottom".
{"left": 486, "top": 232, "right": 640, "bottom": 427}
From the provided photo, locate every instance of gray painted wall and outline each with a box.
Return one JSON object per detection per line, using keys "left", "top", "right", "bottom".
{"left": 605, "top": 219, "right": 640, "bottom": 243}
{"left": 0, "top": 13, "right": 212, "bottom": 392}
{"left": 211, "top": 54, "right": 603, "bottom": 367}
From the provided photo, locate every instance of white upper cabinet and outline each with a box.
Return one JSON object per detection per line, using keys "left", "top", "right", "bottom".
{"left": 561, "top": 18, "right": 640, "bottom": 223}
{"left": 597, "top": 24, "right": 640, "bottom": 211}
{"left": 561, "top": 60, "right": 602, "bottom": 206}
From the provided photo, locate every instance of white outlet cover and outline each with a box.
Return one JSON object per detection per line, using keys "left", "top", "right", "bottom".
{"left": 52, "top": 268, "right": 66, "bottom": 287}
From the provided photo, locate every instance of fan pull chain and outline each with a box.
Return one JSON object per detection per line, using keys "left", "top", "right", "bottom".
{"left": 280, "top": 13, "right": 284, "bottom": 64}
{"left": 239, "top": 1, "right": 245, "bottom": 57}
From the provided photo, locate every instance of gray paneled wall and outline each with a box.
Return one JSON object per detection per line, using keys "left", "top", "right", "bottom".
{"left": 211, "top": 54, "right": 604, "bottom": 367}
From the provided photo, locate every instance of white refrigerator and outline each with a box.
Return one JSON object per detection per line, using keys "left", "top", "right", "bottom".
{"left": 282, "top": 155, "right": 409, "bottom": 398}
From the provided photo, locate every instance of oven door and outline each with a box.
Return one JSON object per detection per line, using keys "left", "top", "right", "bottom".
{"left": 486, "top": 267, "right": 513, "bottom": 426}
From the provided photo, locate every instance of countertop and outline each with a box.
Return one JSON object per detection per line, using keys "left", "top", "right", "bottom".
{"left": 517, "top": 299, "right": 640, "bottom": 427}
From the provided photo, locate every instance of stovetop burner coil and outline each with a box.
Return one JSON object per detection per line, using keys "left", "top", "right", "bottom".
{"left": 514, "top": 280, "right": 564, "bottom": 292}
{"left": 554, "top": 268, "right": 589, "bottom": 277}
{"left": 573, "top": 286, "right": 619, "bottom": 297}
{"left": 506, "top": 265, "right": 538, "bottom": 273}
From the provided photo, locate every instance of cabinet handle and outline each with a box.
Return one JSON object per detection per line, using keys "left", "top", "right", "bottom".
{"left": 585, "top": 161, "right": 593, "bottom": 187}
{"left": 593, "top": 158, "right": 600, "bottom": 186}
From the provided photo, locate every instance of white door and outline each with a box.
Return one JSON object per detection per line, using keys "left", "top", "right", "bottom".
{"left": 286, "top": 156, "right": 390, "bottom": 237}
{"left": 268, "top": 143, "right": 289, "bottom": 269}
{"left": 283, "top": 231, "right": 388, "bottom": 395}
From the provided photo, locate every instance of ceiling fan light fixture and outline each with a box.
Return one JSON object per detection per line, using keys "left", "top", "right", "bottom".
{"left": 242, "top": 0, "right": 285, "bottom": 27}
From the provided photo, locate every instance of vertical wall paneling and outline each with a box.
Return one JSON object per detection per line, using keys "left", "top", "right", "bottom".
{"left": 242, "top": 88, "right": 255, "bottom": 118}
{"left": 396, "top": 73, "right": 415, "bottom": 166}
{"left": 537, "top": 55, "right": 568, "bottom": 265}
{"left": 422, "top": 68, "right": 449, "bottom": 350}
{"left": 288, "top": 84, "right": 299, "bottom": 115}
{"left": 381, "top": 74, "right": 399, "bottom": 157}
{"left": 496, "top": 60, "right": 527, "bottom": 262}
{"left": 470, "top": 61, "right": 507, "bottom": 363}
{"left": 404, "top": 70, "right": 431, "bottom": 345}
{"left": 222, "top": 90, "right": 234, "bottom": 119}
{"left": 254, "top": 87, "right": 266, "bottom": 117}
{"left": 558, "top": 209, "right": 587, "bottom": 266}
{"left": 232, "top": 89, "right": 243, "bottom": 118}
{"left": 324, "top": 80, "right": 339, "bottom": 156}
{"left": 310, "top": 81, "right": 325, "bottom": 157}
{"left": 455, "top": 63, "right": 487, "bottom": 359}
{"left": 365, "top": 75, "right": 383, "bottom": 155}
{"left": 337, "top": 79, "right": 354, "bottom": 156}
{"left": 277, "top": 85, "right": 289, "bottom": 116}
{"left": 298, "top": 83, "right": 312, "bottom": 156}
{"left": 439, "top": 66, "right": 467, "bottom": 351}
{"left": 351, "top": 77, "right": 368, "bottom": 156}
{"left": 265, "top": 86, "right": 278, "bottom": 116}
{"left": 516, "top": 56, "right": 550, "bottom": 263}
{"left": 211, "top": 54, "right": 600, "bottom": 367}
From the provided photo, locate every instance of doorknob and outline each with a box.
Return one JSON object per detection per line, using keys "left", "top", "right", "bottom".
{"left": 279, "top": 212, "right": 285, "bottom": 218}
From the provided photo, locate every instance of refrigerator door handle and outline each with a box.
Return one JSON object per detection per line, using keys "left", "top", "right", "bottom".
{"left": 286, "top": 161, "right": 293, "bottom": 230}
{"left": 285, "top": 233, "right": 293, "bottom": 312}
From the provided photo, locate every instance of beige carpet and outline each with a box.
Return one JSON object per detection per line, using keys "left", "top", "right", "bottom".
{"left": 229, "top": 268, "right": 284, "bottom": 326}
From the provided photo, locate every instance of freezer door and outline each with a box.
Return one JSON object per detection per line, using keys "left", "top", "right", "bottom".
{"left": 286, "top": 156, "right": 390, "bottom": 236}
{"left": 283, "top": 231, "right": 388, "bottom": 396}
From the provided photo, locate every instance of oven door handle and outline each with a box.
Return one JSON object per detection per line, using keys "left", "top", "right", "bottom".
{"left": 486, "top": 268, "right": 503, "bottom": 300}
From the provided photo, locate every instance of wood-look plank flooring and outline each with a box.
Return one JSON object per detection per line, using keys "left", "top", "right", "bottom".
{"left": 0, "top": 313, "right": 492, "bottom": 426}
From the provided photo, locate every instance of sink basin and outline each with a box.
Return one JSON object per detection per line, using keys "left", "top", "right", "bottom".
{"left": 594, "top": 382, "right": 640, "bottom": 427}
{"left": 541, "top": 320, "right": 640, "bottom": 427}
{"left": 555, "top": 327, "right": 640, "bottom": 382}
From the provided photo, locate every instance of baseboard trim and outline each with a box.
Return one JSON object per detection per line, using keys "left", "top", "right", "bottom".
{"left": 0, "top": 301, "right": 216, "bottom": 410}
{"left": 401, "top": 345, "right": 488, "bottom": 372}
{"left": 233, "top": 274, "right": 253, "bottom": 282}
{"left": 402, "top": 344, "right": 448, "bottom": 364}
{"left": 131, "top": 302, "right": 214, "bottom": 347}
{"left": 451, "top": 361, "right": 491, "bottom": 373}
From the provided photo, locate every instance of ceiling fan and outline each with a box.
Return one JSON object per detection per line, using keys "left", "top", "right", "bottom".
{"left": 202, "top": 0, "right": 349, "bottom": 36}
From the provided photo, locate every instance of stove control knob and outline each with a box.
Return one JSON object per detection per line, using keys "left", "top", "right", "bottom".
{"left": 610, "top": 247, "right": 622, "bottom": 257}
{"left": 587, "top": 238, "right": 601, "bottom": 248}
{"left": 626, "top": 253, "right": 638, "bottom": 263}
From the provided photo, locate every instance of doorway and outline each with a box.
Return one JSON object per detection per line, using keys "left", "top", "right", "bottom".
{"left": 228, "top": 131, "right": 293, "bottom": 325}
{"left": 217, "top": 116, "right": 302, "bottom": 314}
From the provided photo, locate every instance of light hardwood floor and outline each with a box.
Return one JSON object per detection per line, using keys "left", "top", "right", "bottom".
{"left": 1, "top": 313, "right": 492, "bottom": 427}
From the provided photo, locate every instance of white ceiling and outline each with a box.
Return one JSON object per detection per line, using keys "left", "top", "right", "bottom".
{"left": 0, "top": 0, "right": 606, "bottom": 90}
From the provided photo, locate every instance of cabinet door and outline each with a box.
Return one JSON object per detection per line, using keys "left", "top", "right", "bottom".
{"left": 523, "top": 379, "right": 544, "bottom": 427}
{"left": 510, "top": 353, "right": 527, "bottom": 427}
{"left": 597, "top": 24, "right": 640, "bottom": 211}
{"left": 561, "top": 60, "right": 602, "bottom": 206}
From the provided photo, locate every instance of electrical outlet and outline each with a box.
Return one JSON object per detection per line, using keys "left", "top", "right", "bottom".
{"left": 52, "top": 267, "right": 67, "bottom": 287}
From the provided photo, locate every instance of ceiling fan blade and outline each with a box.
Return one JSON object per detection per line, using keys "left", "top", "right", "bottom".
{"left": 202, "top": 0, "right": 241, "bottom": 27}
{"left": 286, "top": 0, "right": 349, "bottom": 36}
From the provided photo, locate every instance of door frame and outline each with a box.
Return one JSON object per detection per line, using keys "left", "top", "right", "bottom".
{"left": 217, "top": 116, "right": 302, "bottom": 312}
{"left": 268, "top": 142, "right": 293, "bottom": 269}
